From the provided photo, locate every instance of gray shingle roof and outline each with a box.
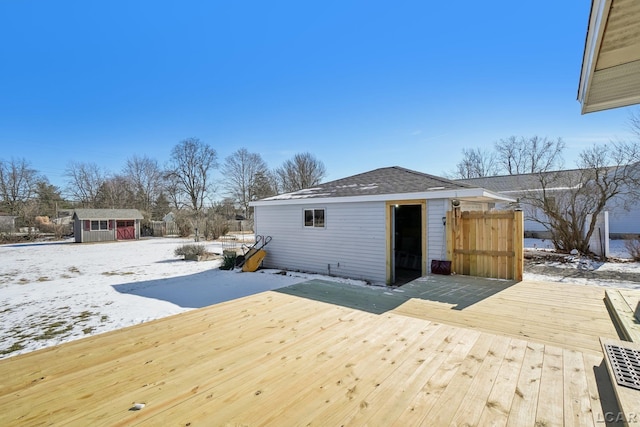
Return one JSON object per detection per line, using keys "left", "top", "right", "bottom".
{"left": 72, "top": 209, "right": 144, "bottom": 220}
{"left": 264, "top": 166, "right": 476, "bottom": 201}
{"left": 456, "top": 169, "right": 588, "bottom": 193}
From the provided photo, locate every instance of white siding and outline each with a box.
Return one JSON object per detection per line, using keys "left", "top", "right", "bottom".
{"left": 587, "top": 211, "right": 610, "bottom": 257}
{"left": 497, "top": 191, "right": 640, "bottom": 235}
{"left": 254, "top": 201, "right": 387, "bottom": 283}
{"left": 607, "top": 195, "right": 640, "bottom": 234}
{"left": 426, "top": 199, "right": 447, "bottom": 273}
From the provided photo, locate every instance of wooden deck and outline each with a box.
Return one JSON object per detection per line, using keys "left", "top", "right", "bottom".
{"left": 605, "top": 288, "right": 640, "bottom": 343}
{"left": 390, "top": 276, "right": 620, "bottom": 356}
{"left": 0, "top": 278, "right": 625, "bottom": 426}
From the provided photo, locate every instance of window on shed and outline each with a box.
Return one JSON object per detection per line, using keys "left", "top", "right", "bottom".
{"left": 303, "top": 209, "right": 325, "bottom": 228}
{"left": 90, "top": 220, "right": 109, "bottom": 231}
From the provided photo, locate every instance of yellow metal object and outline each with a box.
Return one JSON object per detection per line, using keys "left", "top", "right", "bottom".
{"left": 242, "top": 249, "right": 267, "bottom": 272}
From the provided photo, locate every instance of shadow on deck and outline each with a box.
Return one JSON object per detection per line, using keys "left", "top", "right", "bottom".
{"left": 275, "top": 274, "right": 517, "bottom": 315}
{"left": 277, "top": 274, "right": 621, "bottom": 356}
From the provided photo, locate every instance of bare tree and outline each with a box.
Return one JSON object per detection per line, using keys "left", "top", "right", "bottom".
{"left": 166, "top": 138, "right": 218, "bottom": 212}
{"left": 0, "top": 158, "right": 39, "bottom": 216}
{"left": 222, "top": 148, "right": 272, "bottom": 218}
{"left": 95, "top": 175, "right": 136, "bottom": 209}
{"left": 166, "top": 138, "right": 218, "bottom": 241}
{"left": 123, "top": 155, "right": 163, "bottom": 215}
{"left": 162, "top": 172, "right": 184, "bottom": 211}
{"left": 64, "top": 161, "right": 106, "bottom": 208}
{"left": 495, "top": 136, "right": 565, "bottom": 175}
{"left": 453, "top": 148, "right": 499, "bottom": 179}
{"left": 523, "top": 141, "right": 640, "bottom": 253}
{"left": 275, "top": 152, "right": 326, "bottom": 192}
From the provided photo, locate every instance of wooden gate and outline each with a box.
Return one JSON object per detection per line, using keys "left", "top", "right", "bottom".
{"left": 445, "top": 210, "right": 523, "bottom": 281}
{"left": 116, "top": 220, "right": 136, "bottom": 240}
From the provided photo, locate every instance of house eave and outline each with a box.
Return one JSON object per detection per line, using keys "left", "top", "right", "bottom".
{"left": 250, "top": 188, "right": 515, "bottom": 207}
{"left": 578, "top": 0, "right": 612, "bottom": 114}
{"left": 578, "top": 0, "right": 640, "bottom": 114}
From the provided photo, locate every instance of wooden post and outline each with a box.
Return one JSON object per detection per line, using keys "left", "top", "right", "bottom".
{"left": 514, "top": 210, "right": 524, "bottom": 281}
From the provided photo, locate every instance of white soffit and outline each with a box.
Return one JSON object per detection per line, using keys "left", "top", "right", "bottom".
{"left": 579, "top": 0, "right": 640, "bottom": 113}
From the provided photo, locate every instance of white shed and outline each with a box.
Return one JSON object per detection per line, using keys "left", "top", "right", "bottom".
{"left": 250, "top": 167, "right": 513, "bottom": 285}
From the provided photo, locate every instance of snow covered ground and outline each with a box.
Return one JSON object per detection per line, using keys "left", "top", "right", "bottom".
{"left": 0, "top": 237, "right": 365, "bottom": 360}
{"left": 0, "top": 236, "right": 638, "bottom": 360}
{"left": 524, "top": 238, "right": 640, "bottom": 288}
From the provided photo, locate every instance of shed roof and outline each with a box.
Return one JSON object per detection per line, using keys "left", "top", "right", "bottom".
{"left": 578, "top": 0, "right": 640, "bottom": 113}
{"left": 73, "top": 209, "right": 144, "bottom": 220}
{"left": 252, "top": 166, "right": 513, "bottom": 206}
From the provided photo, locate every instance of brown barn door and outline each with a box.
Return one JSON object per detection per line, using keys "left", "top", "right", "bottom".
{"left": 116, "top": 220, "right": 136, "bottom": 240}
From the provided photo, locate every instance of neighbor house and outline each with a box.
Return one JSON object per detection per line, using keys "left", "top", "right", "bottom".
{"left": 458, "top": 167, "right": 640, "bottom": 237}
{"left": 250, "top": 166, "right": 514, "bottom": 285}
{"left": 73, "top": 209, "right": 144, "bottom": 243}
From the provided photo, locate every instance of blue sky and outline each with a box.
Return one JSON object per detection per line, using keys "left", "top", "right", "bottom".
{"left": 0, "top": 1, "right": 636, "bottom": 194}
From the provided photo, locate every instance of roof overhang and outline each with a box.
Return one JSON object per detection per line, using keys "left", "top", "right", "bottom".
{"left": 578, "top": 0, "right": 640, "bottom": 114}
{"left": 250, "top": 188, "right": 515, "bottom": 207}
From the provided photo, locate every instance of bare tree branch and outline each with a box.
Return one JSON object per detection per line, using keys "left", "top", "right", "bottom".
{"left": 64, "top": 161, "right": 106, "bottom": 208}
{"left": 495, "top": 136, "right": 565, "bottom": 174}
{"left": 166, "top": 137, "right": 218, "bottom": 212}
{"left": 0, "top": 158, "right": 39, "bottom": 216}
{"left": 123, "top": 155, "right": 163, "bottom": 215}
{"left": 275, "top": 152, "right": 326, "bottom": 192}
{"left": 222, "top": 148, "right": 272, "bottom": 218}
{"left": 453, "top": 147, "right": 499, "bottom": 179}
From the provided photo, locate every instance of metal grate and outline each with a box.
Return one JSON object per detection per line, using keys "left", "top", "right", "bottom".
{"left": 604, "top": 344, "right": 640, "bottom": 391}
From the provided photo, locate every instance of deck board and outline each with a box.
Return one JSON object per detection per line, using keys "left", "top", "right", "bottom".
{"left": 0, "top": 278, "right": 624, "bottom": 426}
{"left": 390, "top": 278, "right": 619, "bottom": 355}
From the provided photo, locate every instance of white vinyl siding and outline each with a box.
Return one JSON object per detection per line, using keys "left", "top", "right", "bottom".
{"left": 254, "top": 202, "right": 387, "bottom": 283}
{"left": 607, "top": 194, "right": 640, "bottom": 235}
{"left": 427, "top": 199, "right": 447, "bottom": 272}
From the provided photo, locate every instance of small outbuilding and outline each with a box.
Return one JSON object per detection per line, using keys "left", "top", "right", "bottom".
{"left": 72, "top": 209, "right": 144, "bottom": 243}
{"left": 0, "top": 213, "right": 17, "bottom": 233}
{"left": 250, "top": 166, "right": 515, "bottom": 285}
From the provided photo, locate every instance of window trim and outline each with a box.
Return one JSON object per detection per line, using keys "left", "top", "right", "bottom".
{"left": 303, "top": 208, "right": 326, "bottom": 229}
{"left": 90, "top": 220, "right": 109, "bottom": 231}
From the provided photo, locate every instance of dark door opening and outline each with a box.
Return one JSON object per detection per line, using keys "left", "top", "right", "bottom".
{"left": 394, "top": 204, "right": 422, "bottom": 285}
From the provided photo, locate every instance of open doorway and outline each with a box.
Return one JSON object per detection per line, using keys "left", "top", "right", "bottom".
{"left": 392, "top": 204, "right": 423, "bottom": 285}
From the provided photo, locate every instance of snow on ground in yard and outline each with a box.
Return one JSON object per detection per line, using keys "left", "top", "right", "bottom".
{"left": 524, "top": 237, "right": 634, "bottom": 259}
{"left": 524, "top": 238, "right": 640, "bottom": 289}
{"left": 0, "top": 237, "right": 366, "bottom": 360}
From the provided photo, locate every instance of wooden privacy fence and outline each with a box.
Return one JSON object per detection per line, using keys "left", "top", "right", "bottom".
{"left": 446, "top": 210, "right": 523, "bottom": 281}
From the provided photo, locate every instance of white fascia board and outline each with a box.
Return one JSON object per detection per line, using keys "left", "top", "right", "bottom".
{"left": 250, "top": 188, "right": 515, "bottom": 207}
{"left": 578, "top": 0, "right": 612, "bottom": 114}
